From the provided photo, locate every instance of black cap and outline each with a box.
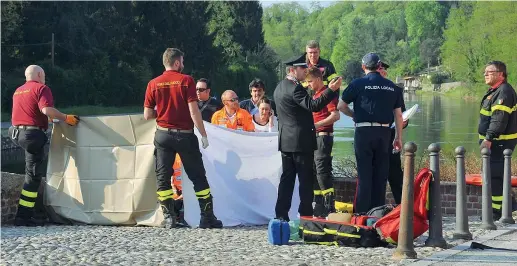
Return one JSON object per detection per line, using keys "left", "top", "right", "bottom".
{"left": 362, "top": 52, "right": 381, "bottom": 68}
{"left": 284, "top": 54, "right": 308, "bottom": 68}
{"left": 380, "top": 61, "right": 390, "bottom": 69}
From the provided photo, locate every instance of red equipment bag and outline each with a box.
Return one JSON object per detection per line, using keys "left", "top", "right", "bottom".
{"left": 373, "top": 168, "right": 432, "bottom": 244}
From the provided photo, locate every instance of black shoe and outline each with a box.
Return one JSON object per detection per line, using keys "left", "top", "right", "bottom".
{"left": 313, "top": 203, "right": 326, "bottom": 218}
{"left": 198, "top": 195, "right": 223, "bottom": 229}
{"left": 14, "top": 216, "right": 46, "bottom": 226}
{"left": 159, "top": 199, "right": 177, "bottom": 229}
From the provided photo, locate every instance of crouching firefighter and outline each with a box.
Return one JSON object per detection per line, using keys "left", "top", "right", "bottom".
{"left": 10, "top": 65, "right": 80, "bottom": 226}
{"left": 144, "top": 48, "right": 222, "bottom": 229}
{"left": 306, "top": 67, "right": 340, "bottom": 217}
{"left": 478, "top": 61, "right": 517, "bottom": 220}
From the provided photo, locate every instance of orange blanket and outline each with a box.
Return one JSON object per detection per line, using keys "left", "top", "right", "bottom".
{"left": 466, "top": 174, "right": 517, "bottom": 187}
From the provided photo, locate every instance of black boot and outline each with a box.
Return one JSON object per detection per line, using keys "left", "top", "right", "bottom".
{"left": 14, "top": 206, "right": 45, "bottom": 226}
{"left": 198, "top": 196, "right": 223, "bottom": 229}
{"left": 313, "top": 195, "right": 326, "bottom": 218}
{"left": 324, "top": 192, "right": 336, "bottom": 216}
{"left": 160, "top": 198, "right": 177, "bottom": 229}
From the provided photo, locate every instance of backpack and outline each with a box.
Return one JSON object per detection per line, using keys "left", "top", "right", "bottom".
{"left": 373, "top": 168, "right": 432, "bottom": 244}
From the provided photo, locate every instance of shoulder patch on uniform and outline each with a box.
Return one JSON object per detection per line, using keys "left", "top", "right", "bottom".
{"left": 498, "top": 99, "right": 503, "bottom": 105}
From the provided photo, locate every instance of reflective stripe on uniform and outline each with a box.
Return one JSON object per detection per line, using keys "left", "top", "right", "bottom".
{"left": 492, "top": 104, "right": 516, "bottom": 114}
{"left": 480, "top": 109, "right": 491, "bottom": 116}
{"left": 492, "top": 195, "right": 503, "bottom": 201}
{"left": 21, "top": 189, "right": 38, "bottom": 198}
{"left": 195, "top": 188, "right": 210, "bottom": 199}
{"left": 313, "top": 190, "right": 322, "bottom": 195}
{"left": 492, "top": 202, "right": 502, "bottom": 210}
{"left": 321, "top": 188, "right": 334, "bottom": 195}
{"left": 479, "top": 133, "right": 517, "bottom": 140}
{"left": 19, "top": 199, "right": 35, "bottom": 208}
{"left": 157, "top": 189, "right": 175, "bottom": 201}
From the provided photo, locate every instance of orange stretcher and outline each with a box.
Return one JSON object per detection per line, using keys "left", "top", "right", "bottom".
{"left": 466, "top": 174, "right": 517, "bottom": 187}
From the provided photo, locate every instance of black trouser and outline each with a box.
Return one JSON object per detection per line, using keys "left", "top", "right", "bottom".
{"left": 354, "top": 126, "right": 391, "bottom": 213}
{"left": 479, "top": 139, "right": 517, "bottom": 214}
{"left": 154, "top": 130, "right": 210, "bottom": 201}
{"left": 388, "top": 128, "right": 403, "bottom": 204}
{"left": 313, "top": 135, "right": 334, "bottom": 194}
{"left": 275, "top": 151, "right": 314, "bottom": 220}
{"left": 8, "top": 127, "right": 48, "bottom": 217}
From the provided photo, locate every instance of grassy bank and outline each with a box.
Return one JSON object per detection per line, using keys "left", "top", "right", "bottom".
{"left": 1, "top": 105, "right": 142, "bottom": 122}
{"left": 416, "top": 83, "right": 487, "bottom": 101}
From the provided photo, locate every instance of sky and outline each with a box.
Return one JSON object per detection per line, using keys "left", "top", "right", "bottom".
{"left": 260, "top": 0, "right": 337, "bottom": 9}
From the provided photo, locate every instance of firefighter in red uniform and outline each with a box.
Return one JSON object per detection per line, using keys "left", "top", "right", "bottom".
{"left": 144, "top": 48, "right": 222, "bottom": 229}
{"left": 305, "top": 67, "right": 340, "bottom": 217}
{"left": 9, "top": 65, "right": 80, "bottom": 226}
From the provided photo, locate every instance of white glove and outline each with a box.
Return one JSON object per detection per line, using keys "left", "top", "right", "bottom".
{"left": 201, "top": 136, "right": 209, "bottom": 149}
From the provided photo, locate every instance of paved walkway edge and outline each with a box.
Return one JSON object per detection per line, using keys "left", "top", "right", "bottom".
{"left": 407, "top": 224, "right": 517, "bottom": 266}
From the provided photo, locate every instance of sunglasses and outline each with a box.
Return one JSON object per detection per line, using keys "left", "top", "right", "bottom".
{"left": 225, "top": 97, "right": 239, "bottom": 102}
{"left": 196, "top": 88, "right": 208, "bottom": 92}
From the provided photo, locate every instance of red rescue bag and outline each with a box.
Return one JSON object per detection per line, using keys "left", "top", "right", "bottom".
{"left": 373, "top": 168, "right": 432, "bottom": 244}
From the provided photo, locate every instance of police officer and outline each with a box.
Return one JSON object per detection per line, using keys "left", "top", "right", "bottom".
{"left": 378, "top": 61, "right": 408, "bottom": 205}
{"left": 196, "top": 78, "right": 223, "bottom": 122}
{"left": 338, "top": 53, "right": 404, "bottom": 214}
{"left": 273, "top": 56, "right": 342, "bottom": 221}
{"left": 478, "top": 61, "right": 517, "bottom": 220}
{"left": 9, "top": 65, "right": 80, "bottom": 226}
{"left": 144, "top": 48, "right": 222, "bottom": 229}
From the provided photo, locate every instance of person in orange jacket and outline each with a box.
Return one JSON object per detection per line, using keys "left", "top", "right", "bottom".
{"left": 171, "top": 154, "right": 188, "bottom": 227}
{"left": 211, "top": 90, "right": 255, "bottom": 132}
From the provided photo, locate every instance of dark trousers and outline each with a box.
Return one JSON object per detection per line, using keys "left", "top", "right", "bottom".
{"left": 8, "top": 127, "right": 48, "bottom": 216}
{"left": 275, "top": 151, "right": 314, "bottom": 220}
{"left": 314, "top": 135, "right": 334, "bottom": 192}
{"left": 388, "top": 128, "right": 403, "bottom": 204}
{"left": 154, "top": 130, "right": 209, "bottom": 194}
{"left": 479, "top": 139, "right": 517, "bottom": 214}
{"left": 354, "top": 126, "right": 391, "bottom": 213}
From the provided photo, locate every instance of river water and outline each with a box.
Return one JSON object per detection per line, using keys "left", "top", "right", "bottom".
{"left": 332, "top": 93, "right": 483, "bottom": 160}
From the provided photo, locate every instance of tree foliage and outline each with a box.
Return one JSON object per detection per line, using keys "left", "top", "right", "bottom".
{"left": 1, "top": 1, "right": 279, "bottom": 113}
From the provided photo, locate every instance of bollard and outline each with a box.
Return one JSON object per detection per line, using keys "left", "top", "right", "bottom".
{"left": 425, "top": 143, "right": 447, "bottom": 248}
{"left": 481, "top": 148, "right": 497, "bottom": 230}
{"left": 393, "top": 142, "right": 418, "bottom": 260}
{"left": 500, "top": 149, "right": 515, "bottom": 224}
{"left": 453, "top": 146, "right": 472, "bottom": 240}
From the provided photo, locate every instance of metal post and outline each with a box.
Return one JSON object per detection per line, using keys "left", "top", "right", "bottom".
{"left": 453, "top": 146, "right": 472, "bottom": 240}
{"left": 481, "top": 147, "right": 497, "bottom": 230}
{"left": 500, "top": 149, "right": 515, "bottom": 224}
{"left": 51, "top": 33, "right": 55, "bottom": 68}
{"left": 393, "top": 142, "right": 417, "bottom": 260}
{"left": 425, "top": 143, "right": 447, "bottom": 248}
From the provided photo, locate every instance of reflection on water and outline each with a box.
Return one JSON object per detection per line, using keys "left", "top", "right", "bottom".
{"left": 333, "top": 93, "right": 483, "bottom": 160}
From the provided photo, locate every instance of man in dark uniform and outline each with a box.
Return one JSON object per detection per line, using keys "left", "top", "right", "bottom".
{"left": 9, "top": 65, "right": 80, "bottom": 226}
{"left": 338, "top": 53, "right": 404, "bottom": 214}
{"left": 239, "top": 78, "right": 277, "bottom": 115}
{"left": 196, "top": 78, "right": 223, "bottom": 122}
{"left": 294, "top": 40, "right": 338, "bottom": 89}
{"left": 478, "top": 61, "right": 517, "bottom": 220}
{"left": 378, "top": 61, "right": 408, "bottom": 205}
{"left": 144, "top": 48, "right": 222, "bottom": 229}
{"left": 273, "top": 56, "right": 342, "bottom": 221}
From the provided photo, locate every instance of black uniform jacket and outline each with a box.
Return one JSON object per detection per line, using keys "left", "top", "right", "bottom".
{"left": 273, "top": 77, "right": 338, "bottom": 153}
{"left": 478, "top": 82, "right": 517, "bottom": 141}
